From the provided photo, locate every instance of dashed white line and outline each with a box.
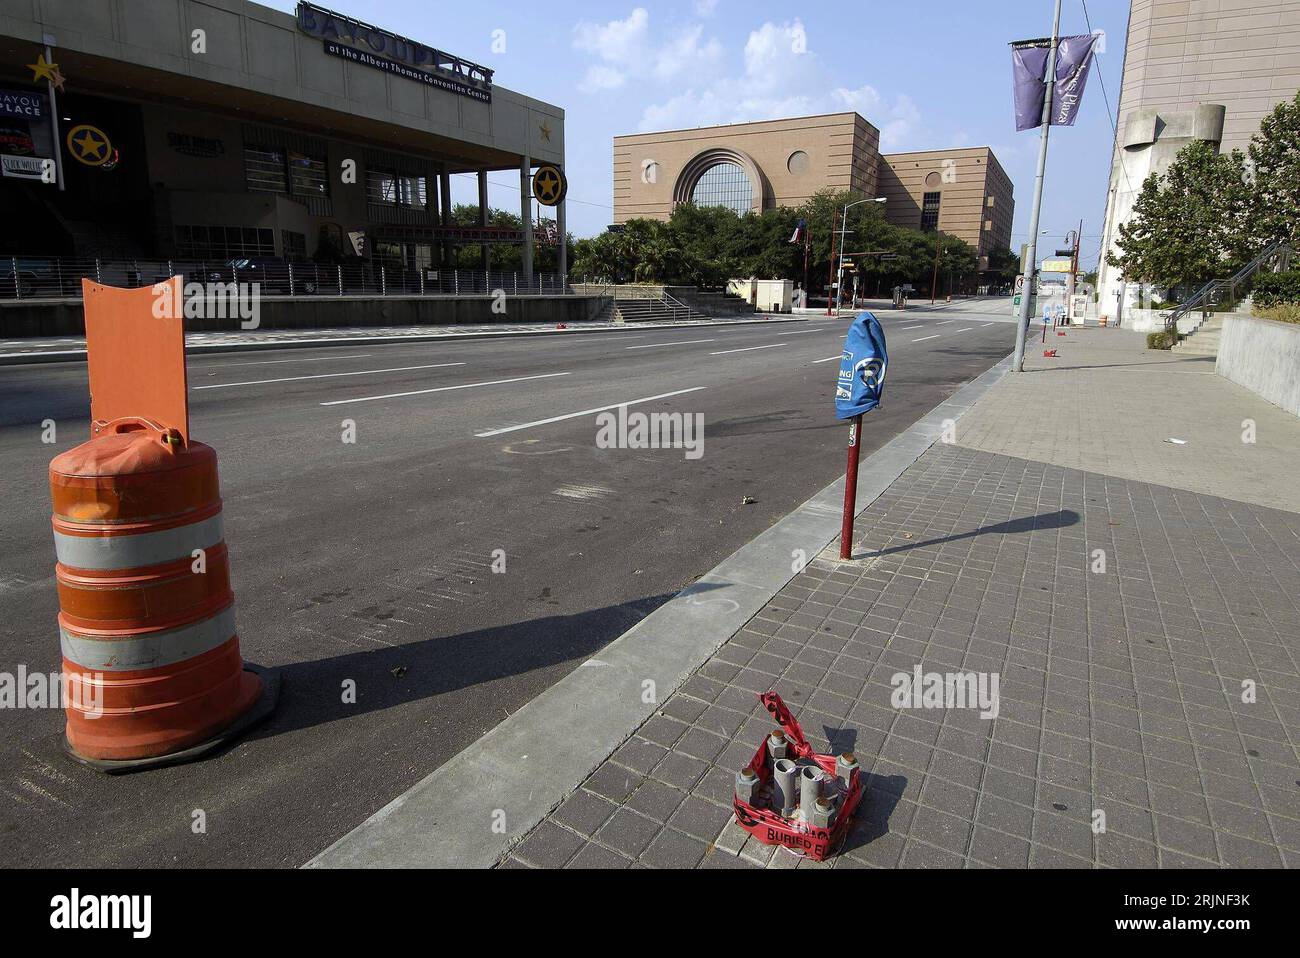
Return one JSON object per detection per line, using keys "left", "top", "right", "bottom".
{"left": 474, "top": 386, "right": 707, "bottom": 438}
{"left": 195, "top": 361, "right": 466, "bottom": 389}
{"left": 981, "top": 323, "right": 996, "bottom": 327}
{"left": 320, "top": 371, "right": 569, "bottom": 406}
{"left": 812, "top": 355, "right": 843, "bottom": 364}
{"left": 625, "top": 339, "right": 715, "bottom": 349}
{"left": 709, "top": 343, "right": 787, "bottom": 355}
{"left": 200, "top": 353, "right": 375, "bottom": 368}
{"left": 912, "top": 335, "right": 941, "bottom": 343}
{"left": 901, "top": 325, "right": 923, "bottom": 330}
{"left": 956, "top": 327, "right": 973, "bottom": 332}
{"left": 936, "top": 320, "right": 956, "bottom": 325}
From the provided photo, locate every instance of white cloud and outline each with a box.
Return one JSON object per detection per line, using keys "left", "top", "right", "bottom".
{"left": 632, "top": 19, "right": 922, "bottom": 146}
{"left": 580, "top": 64, "right": 627, "bottom": 93}
{"left": 573, "top": 8, "right": 722, "bottom": 95}
{"left": 571, "top": 11, "right": 926, "bottom": 145}
{"left": 573, "top": 8, "right": 650, "bottom": 63}
{"left": 695, "top": 0, "right": 720, "bottom": 16}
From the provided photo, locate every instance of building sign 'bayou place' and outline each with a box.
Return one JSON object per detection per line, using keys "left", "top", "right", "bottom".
{"left": 295, "top": 2, "right": 493, "bottom": 102}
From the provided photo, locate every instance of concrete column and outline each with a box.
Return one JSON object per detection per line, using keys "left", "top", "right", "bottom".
{"left": 520, "top": 153, "right": 533, "bottom": 287}
{"left": 440, "top": 165, "right": 453, "bottom": 269}
{"left": 557, "top": 195, "right": 567, "bottom": 290}
{"left": 478, "top": 169, "right": 489, "bottom": 273}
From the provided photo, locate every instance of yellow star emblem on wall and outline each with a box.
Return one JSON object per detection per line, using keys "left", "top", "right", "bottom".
{"left": 538, "top": 121, "right": 552, "bottom": 143}
{"left": 28, "top": 52, "right": 66, "bottom": 91}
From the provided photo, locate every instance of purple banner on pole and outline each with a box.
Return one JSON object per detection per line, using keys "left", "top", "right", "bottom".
{"left": 1051, "top": 34, "right": 1098, "bottom": 126}
{"left": 1011, "top": 40, "right": 1051, "bottom": 132}
{"left": 1011, "top": 34, "right": 1097, "bottom": 131}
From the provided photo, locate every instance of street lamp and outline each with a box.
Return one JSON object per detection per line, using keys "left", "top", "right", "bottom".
{"left": 829, "top": 196, "right": 886, "bottom": 315}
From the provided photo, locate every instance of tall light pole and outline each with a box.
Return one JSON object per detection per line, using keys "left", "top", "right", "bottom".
{"left": 833, "top": 196, "right": 886, "bottom": 314}
{"left": 930, "top": 234, "right": 943, "bottom": 305}
{"left": 1012, "top": 0, "right": 1063, "bottom": 373}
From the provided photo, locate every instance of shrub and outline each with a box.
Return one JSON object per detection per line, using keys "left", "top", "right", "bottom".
{"left": 1253, "top": 270, "right": 1300, "bottom": 308}
{"left": 1255, "top": 303, "right": 1300, "bottom": 324}
{"left": 1146, "top": 330, "right": 1178, "bottom": 349}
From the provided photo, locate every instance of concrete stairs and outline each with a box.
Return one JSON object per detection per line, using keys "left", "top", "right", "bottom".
{"left": 1172, "top": 315, "right": 1224, "bottom": 357}
{"left": 614, "top": 298, "right": 688, "bottom": 323}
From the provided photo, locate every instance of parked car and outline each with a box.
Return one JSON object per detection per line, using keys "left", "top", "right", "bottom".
{"left": 205, "top": 257, "right": 318, "bottom": 295}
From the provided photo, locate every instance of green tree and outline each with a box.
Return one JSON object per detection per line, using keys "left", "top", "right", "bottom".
{"left": 1106, "top": 140, "right": 1252, "bottom": 294}
{"left": 1249, "top": 90, "right": 1300, "bottom": 248}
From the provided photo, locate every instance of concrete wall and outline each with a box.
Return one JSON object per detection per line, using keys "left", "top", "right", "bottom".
{"left": 0, "top": 295, "right": 608, "bottom": 336}
{"left": 613, "top": 113, "right": 879, "bottom": 222}
{"left": 1120, "top": 307, "right": 1204, "bottom": 334}
{"left": 1216, "top": 315, "right": 1300, "bottom": 416}
{"left": 1098, "top": 0, "right": 1300, "bottom": 310}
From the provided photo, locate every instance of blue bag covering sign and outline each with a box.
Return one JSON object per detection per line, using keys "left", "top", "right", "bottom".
{"left": 835, "top": 311, "right": 889, "bottom": 420}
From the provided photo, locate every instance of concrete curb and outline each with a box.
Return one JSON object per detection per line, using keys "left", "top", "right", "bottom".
{"left": 304, "top": 352, "right": 1015, "bottom": 869}
{"left": 0, "top": 316, "right": 802, "bottom": 366}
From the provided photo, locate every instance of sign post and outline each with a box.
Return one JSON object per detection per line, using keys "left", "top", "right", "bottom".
{"left": 834, "top": 312, "right": 889, "bottom": 560}
{"left": 840, "top": 416, "right": 864, "bottom": 560}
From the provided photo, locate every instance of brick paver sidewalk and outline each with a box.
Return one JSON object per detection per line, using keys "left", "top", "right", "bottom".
{"left": 504, "top": 328, "right": 1300, "bottom": 869}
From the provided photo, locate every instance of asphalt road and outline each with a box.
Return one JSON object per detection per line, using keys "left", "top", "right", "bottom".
{"left": 0, "top": 297, "right": 1016, "bottom": 866}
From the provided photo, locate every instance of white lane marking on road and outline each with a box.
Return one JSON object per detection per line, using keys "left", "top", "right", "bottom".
{"left": 197, "top": 361, "right": 467, "bottom": 387}
{"left": 901, "top": 325, "right": 923, "bottom": 330}
{"left": 956, "top": 327, "right": 973, "bottom": 332}
{"left": 474, "top": 386, "right": 707, "bottom": 438}
{"left": 812, "top": 355, "right": 843, "bottom": 364}
{"left": 936, "top": 320, "right": 956, "bottom": 325}
{"left": 320, "top": 371, "right": 569, "bottom": 406}
{"left": 981, "top": 323, "right": 996, "bottom": 327}
{"left": 625, "top": 339, "right": 715, "bottom": 349}
{"left": 709, "top": 343, "right": 787, "bottom": 355}
{"left": 912, "top": 335, "right": 941, "bottom": 342}
{"left": 200, "top": 353, "right": 375, "bottom": 368}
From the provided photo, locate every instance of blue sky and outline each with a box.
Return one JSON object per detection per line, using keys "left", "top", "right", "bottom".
{"left": 262, "top": 0, "right": 1132, "bottom": 269}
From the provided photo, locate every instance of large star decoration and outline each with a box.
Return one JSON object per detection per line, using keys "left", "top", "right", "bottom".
{"left": 28, "top": 52, "right": 66, "bottom": 91}
{"left": 538, "top": 121, "right": 552, "bottom": 143}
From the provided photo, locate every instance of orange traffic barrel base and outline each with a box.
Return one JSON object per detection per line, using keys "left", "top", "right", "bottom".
{"left": 62, "top": 663, "right": 280, "bottom": 774}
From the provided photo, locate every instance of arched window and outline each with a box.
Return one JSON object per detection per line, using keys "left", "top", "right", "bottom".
{"left": 690, "top": 162, "right": 753, "bottom": 214}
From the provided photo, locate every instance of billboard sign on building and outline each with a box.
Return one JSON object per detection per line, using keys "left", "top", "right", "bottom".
{"left": 0, "top": 89, "right": 45, "bottom": 119}
{"left": 296, "top": 2, "right": 493, "bottom": 102}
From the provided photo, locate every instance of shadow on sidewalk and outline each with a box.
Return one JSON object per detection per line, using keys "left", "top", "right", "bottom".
{"left": 860, "top": 509, "right": 1080, "bottom": 559}
{"left": 840, "top": 771, "right": 909, "bottom": 855}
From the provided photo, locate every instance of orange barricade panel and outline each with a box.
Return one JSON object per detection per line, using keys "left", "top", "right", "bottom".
{"left": 82, "top": 277, "right": 190, "bottom": 445}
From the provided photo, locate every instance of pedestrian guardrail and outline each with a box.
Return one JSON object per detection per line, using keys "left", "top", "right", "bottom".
{"left": 1, "top": 256, "right": 572, "bottom": 301}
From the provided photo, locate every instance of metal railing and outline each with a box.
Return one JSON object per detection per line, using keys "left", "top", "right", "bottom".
{"left": 0, "top": 256, "right": 573, "bottom": 301}
{"left": 1166, "top": 239, "right": 1294, "bottom": 331}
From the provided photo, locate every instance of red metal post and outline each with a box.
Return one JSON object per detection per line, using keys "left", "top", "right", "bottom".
{"left": 839, "top": 414, "right": 864, "bottom": 560}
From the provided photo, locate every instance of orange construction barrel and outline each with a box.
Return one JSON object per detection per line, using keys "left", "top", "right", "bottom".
{"left": 50, "top": 418, "right": 268, "bottom": 769}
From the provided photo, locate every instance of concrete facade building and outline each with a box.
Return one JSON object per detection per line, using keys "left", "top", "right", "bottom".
{"left": 877, "top": 147, "right": 1015, "bottom": 267}
{"left": 612, "top": 112, "right": 1013, "bottom": 270}
{"left": 613, "top": 113, "right": 879, "bottom": 222}
{"left": 1097, "top": 0, "right": 1300, "bottom": 311}
{"left": 0, "top": 0, "right": 566, "bottom": 279}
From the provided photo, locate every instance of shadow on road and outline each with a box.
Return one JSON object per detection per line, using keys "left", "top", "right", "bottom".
{"left": 246, "top": 584, "right": 730, "bottom": 740}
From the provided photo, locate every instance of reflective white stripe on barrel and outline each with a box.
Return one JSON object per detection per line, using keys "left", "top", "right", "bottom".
{"left": 61, "top": 605, "right": 236, "bottom": 671}
{"left": 53, "top": 513, "right": 224, "bottom": 571}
